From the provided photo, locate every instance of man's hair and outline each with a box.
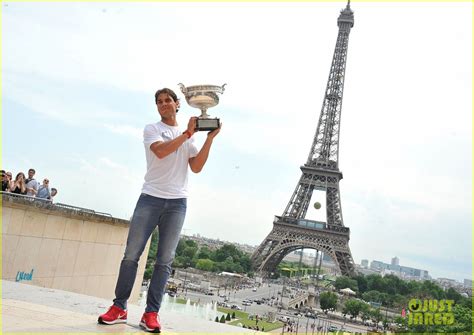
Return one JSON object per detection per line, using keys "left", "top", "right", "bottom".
{"left": 154, "top": 88, "right": 179, "bottom": 112}
{"left": 28, "top": 168, "right": 35, "bottom": 173}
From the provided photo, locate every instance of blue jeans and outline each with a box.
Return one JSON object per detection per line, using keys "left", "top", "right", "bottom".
{"left": 113, "top": 193, "right": 187, "bottom": 312}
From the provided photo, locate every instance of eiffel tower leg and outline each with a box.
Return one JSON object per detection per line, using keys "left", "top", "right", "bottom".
{"left": 251, "top": 228, "right": 279, "bottom": 277}
{"left": 252, "top": 223, "right": 356, "bottom": 278}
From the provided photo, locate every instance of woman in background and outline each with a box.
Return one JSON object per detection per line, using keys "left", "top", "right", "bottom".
{"left": 10, "top": 172, "right": 27, "bottom": 195}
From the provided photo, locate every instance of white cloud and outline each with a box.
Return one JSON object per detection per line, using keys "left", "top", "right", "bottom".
{"left": 104, "top": 124, "right": 142, "bottom": 140}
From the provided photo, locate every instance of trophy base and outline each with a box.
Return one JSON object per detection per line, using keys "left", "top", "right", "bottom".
{"left": 196, "top": 118, "right": 220, "bottom": 131}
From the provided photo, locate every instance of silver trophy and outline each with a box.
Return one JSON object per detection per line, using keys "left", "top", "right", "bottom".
{"left": 178, "top": 83, "right": 226, "bottom": 131}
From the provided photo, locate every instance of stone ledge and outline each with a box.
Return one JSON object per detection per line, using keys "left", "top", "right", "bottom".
{"left": 2, "top": 193, "right": 129, "bottom": 226}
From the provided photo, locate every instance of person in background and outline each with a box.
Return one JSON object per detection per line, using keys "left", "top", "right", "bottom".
{"left": 50, "top": 188, "right": 58, "bottom": 201}
{"left": 1, "top": 170, "right": 10, "bottom": 191}
{"left": 36, "top": 178, "right": 51, "bottom": 200}
{"left": 10, "top": 172, "right": 27, "bottom": 195}
{"left": 25, "top": 168, "right": 39, "bottom": 197}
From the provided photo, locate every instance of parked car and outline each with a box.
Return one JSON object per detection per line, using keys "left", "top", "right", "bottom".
{"left": 327, "top": 325, "right": 338, "bottom": 332}
{"left": 231, "top": 304, "right": 242, "bottom": 310}
{"left": 242, "top": 301, "right": 251, "bottom": 306}
{"left": 252, "top": 287, "right": 257, "bottom": 292}
{"left": 305, "top": 312, "right": 317, "bottom": 319}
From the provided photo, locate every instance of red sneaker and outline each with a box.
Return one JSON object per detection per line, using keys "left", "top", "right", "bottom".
{"left": 98, "top": 305, "right": 127, "bottom": 325}
{"left": 139, "top": 311, "right": 161, "bottom": 333}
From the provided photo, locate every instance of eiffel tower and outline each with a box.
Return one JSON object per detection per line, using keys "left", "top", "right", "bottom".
{"left": 252, "top": 1, "right": 356, "bottom": 277}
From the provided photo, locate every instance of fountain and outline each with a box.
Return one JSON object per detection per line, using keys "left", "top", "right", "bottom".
{"left": 139, "top": 290, "right": 224, "bottom": 322}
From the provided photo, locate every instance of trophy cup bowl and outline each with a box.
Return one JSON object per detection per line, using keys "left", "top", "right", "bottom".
{"left": 178, "top": 83, "right": 226, "bottom": 131}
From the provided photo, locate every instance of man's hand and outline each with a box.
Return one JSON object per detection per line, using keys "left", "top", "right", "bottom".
{"left": 187, "top": 117, "right": 197, "bottom": 136}
{"left": 188, "top": 124, "right": 221, "bottom": 173}
{"left": 207, "top": 124, "right": 222, "bottom": 139}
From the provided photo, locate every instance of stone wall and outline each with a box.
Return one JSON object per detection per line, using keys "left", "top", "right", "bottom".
{"left": 1, "top": 194, "right": 149, "bottom": 303}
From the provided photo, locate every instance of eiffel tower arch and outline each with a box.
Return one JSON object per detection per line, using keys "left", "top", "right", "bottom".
{"left": 252, "top": 2, "right": 356, "bottom": 278}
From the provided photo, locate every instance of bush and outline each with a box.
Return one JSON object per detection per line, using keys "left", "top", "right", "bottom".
{"left": 220, "top": 315, "right": 226, "bottom": 323}
{"left": 226, "top": 313, "right": 231, "bottom": 321}
{"left": 232, "top": 312, "right": 236, "bottom": 319}
{"left": 215, "top": 316, "right": 219, "bottom": 322}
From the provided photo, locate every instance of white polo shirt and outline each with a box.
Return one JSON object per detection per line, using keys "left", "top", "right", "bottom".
{"left": 142, "top": 121, "right": 198, "bottom": 199}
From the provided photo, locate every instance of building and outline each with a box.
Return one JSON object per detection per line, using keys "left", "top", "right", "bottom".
{"left": 463, "top": 279, "right": 472, "bottom": 288}
{"left": 391, "top": 256, "right": 399, "bottom": 266}
{"left": 360, "top": 259, "right": 369, "bottom": 268}
{"left": 370, "top": 259, "right": 430, "bottom": 280}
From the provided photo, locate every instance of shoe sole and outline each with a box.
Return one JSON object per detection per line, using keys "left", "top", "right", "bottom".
{"left": 139, "top": 321, "right": 161, "bottom": 333}
{"left": 98, "top": 317, "right": 127, "bottom": 325}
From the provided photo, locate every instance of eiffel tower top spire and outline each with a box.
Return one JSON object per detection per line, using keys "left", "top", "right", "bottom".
{"left": 306, "top": 1, "right": 354, "bottom": 169}
{"left": 338, "top": 1, "right": 354, "bottom": 28}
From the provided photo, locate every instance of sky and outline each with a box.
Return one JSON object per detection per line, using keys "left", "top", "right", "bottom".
{"left": 2, "top": 2, "right": 472, "bottom": 282}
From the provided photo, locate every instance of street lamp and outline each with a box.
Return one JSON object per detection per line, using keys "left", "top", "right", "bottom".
{"left": 182, "top": 266, "right": 189, "bottom": 298}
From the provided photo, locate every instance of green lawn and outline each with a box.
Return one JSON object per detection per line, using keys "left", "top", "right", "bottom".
{"left": 217, "top": 307, "right": 247, "bottom": 319}
{"left": 173, "top": 301, "right": 284, "bottom": 332}
{"left": 216, "top": 307, "right": 284, "bottom": 332}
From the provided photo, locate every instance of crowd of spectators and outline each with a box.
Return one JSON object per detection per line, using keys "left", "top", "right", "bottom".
{"left": 1, "top": 168, "right": 58, "bottom": 202}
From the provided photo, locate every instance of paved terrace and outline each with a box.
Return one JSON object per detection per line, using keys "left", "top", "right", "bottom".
{"left": 2, "top": 280, "right": 256, "bottom": 333}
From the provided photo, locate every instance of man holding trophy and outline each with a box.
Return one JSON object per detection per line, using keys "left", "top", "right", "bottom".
{"left": 98, "top": 85, "right": 224, "bottom": 333}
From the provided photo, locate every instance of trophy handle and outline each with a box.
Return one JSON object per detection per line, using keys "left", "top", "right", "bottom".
{"left": 221, "top": 83, "right": 227, "bottom": 92}
{"left": 178, "top": 83, "right": 187, "bottom": 95}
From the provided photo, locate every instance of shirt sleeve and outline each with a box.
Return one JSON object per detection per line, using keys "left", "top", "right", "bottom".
{"left": 143, "top": 124, "right": 163, "bottom": 147}
{"left": 188, "top": 137, "right": 199, "bottom": 158}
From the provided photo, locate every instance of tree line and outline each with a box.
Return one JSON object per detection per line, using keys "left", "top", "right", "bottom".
{"left": 321, "top": 274, "right": 472, "bottom": 333}
{"left": 144, "top": 234, "right": 253, "bottom": 279}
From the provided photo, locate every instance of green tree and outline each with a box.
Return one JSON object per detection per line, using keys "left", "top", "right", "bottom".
{"left": 183, "top": 246, "right": 198, "bottom": 259}
{"left": 220, "top": 315, "right": 226, "bottom": 323}
{"left": 445, "top": 287, "right": 463, "bottom": 303}
{"left": 226, "top": 313, "right": 231, "bottom": 321}
{"left": 343, "top": 299, "right": 363, "bottom": 319}
{"left": 215, "top": 316, "right": 219, "bottom": 322}
{"left": 196, "top": 246, "right": 212, "bottom": 260}
{"left": 419, "top": 280, "right": 445, "bottom": 299}
{"left": 213, "top": 244, "right": 240, "bottom": 262}
{"left": 335, "top": 276, "right": 358, "bottom": 292}
{"left": 366, "top": 274, "right": 386, "bottom": 292}
{"left": 360, "top": 303, "right": 372, "bottom": 323}
{"left": 354, "top": 274, "right": 368, "bottom": 294}
{"left": 362, "top": 290, "right": 382, "bottom": 303}
{"left": 370, "top": 308, "right": 383, "bottom": 325}
{"left": 447, "top": 304, "right": 472, "bottom": 333}
{"left": 195, "top": 258, "right": 214, "bottom": 271}
{"left": 319, "top": 291, "right": 338, "bottom": 313}
{"left": 240, "top": 255, "right": 253, "bottom": 272}
{"left": 232, "top": 312, "right": 236, "bottom": 319}
{"left": 184, "top": 239, "right": 198, "bottom": 248}
{"left": 382, "top": 275, "right": 403, "bottom": 295}
{"left": 175, "top": 238, "right": 187, "bottom": 256}
{"left": 172, "top": 255, "right": 187, "bottom": 268}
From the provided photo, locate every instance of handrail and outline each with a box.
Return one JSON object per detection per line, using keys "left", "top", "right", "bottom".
{"left": 1, "top": 191, "right": 112, "bottom": 218}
